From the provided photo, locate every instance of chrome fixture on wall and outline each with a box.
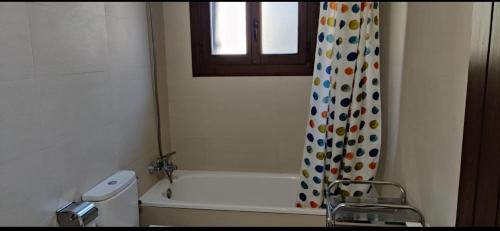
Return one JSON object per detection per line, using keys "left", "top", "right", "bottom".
{"left": 148, "top": 151, "right": 178, "bottom": 183}
{"left": 56, "top": 201, "right": 98, "bottom": 227}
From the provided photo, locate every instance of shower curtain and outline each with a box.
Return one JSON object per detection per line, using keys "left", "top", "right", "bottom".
{"left": 296, "top": 2, "right": 381, "bottom": 208}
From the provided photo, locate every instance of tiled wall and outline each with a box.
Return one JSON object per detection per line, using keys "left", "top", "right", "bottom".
{"left": 162, "top": 2, "right": 312, "bottom": 173}
{"left": 0, "top": 2, "right": 159, "bottom": 226}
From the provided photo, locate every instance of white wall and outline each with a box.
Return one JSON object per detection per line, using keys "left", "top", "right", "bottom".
{"left": 378, "top": 2, "right": 407, "bottom": 185}
{"left": 0, "top": 2, "right": 159, "bottom": 226}
{"left": 379, "top": 2, "right": 473, "bottom": 226}
{"left": 162, "top": 2, "right": 312, "bottom": 173}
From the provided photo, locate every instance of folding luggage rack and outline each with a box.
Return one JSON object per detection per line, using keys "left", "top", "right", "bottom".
{"left": 325, "top": 180, "right": 425, "bottom": 227}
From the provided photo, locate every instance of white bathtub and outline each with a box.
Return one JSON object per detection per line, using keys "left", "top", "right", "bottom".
{"left": 139, "top": 170, "right": 325, "bottom": 226}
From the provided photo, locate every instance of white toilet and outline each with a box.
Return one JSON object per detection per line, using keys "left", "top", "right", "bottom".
{"left": 82, "top": 170, "right": 139, "bottom": 227}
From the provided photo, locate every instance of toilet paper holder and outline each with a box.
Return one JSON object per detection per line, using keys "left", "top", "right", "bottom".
{"left": 56, "top": 201, "right": 98, "bottom": 227}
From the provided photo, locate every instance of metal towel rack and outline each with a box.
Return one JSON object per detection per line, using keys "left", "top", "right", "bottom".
{"left": 325, "top": 180, "right": 425, "bottom": 227}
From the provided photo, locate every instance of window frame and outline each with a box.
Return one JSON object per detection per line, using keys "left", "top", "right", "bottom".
{"left": 189, "top": 2, "right": 319, "bottom": 77}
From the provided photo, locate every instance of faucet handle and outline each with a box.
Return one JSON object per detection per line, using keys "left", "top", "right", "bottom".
{"left": 148, "top": 162, "right": 161, "bottom": 174}
{"left": 165, "top": 164, "right": 177, "bottom": 171}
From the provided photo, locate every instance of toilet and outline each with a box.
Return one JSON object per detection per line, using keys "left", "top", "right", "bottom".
{"left": 82, "top": 170, "right": 139, "bottom": 227}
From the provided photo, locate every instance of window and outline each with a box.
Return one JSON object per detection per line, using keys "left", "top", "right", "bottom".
{"left": 189, "top": 2, "right": 319, "bottom": 76}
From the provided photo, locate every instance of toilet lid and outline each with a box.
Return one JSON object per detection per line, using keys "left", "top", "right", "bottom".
{"left": 82, "top": 170, "right": 136, "bottom": 201}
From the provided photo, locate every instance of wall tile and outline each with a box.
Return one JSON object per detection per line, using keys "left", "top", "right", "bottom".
{"left": 105, "top": 2, "right": 147, "bottom": 20}
{"left": 203, "top": 137, "right": 279, "bottom": 172}
{"left": 170, "top": 138, "right": 208, "bottom": 170}
{"left": 30, "top": 2, "right": 105, "bottom": 16}
{"left": 0, "top": 79, "right": 41, "bottom": 164}
{"left": 106, "top": 8, "right": 150, "bottom": 69}
{"left": 37, "top": 72, "right": 113, "bottom": 149}
{"left": 0, "top": 3, "right": 34, "bottom": 82}
{"left": 28, "top": 3, "right": 108, "bottom": 76}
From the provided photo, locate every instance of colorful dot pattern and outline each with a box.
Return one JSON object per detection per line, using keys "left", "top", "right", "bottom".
{"left": 296, "top": 2, "right": 381, "bottom": 209}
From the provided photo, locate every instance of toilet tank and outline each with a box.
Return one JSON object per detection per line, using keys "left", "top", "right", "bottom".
{"left": 82, "top": 171, "right": 139, "bottom": 227}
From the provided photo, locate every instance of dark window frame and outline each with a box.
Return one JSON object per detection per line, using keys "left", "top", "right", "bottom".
{"left": 189, "top": 2, "right": 319, "bottom": 77}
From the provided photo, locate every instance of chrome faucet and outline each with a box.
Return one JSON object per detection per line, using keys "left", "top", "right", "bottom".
{"left": 148, "top": 151, "right": 177, "bottom": 183}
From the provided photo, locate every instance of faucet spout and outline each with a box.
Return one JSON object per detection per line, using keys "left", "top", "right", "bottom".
{"left": 166, "top": 171, "right": 173, "bottom": 183}
{"left": 164, "top": 164, "right": 177, "bottom": 183}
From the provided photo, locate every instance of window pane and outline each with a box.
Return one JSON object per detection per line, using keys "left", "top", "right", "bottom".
{"left": 261, "top": 2, "right": 298, "bottom": 54}
{"left": 210, "top": 2, "right": 247, "bottom": 55}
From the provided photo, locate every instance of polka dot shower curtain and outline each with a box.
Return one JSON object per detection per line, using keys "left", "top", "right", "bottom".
{"left": 296, "top": 2, "right": 381, "bottom": 208}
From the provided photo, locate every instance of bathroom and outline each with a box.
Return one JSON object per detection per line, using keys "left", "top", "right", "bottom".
{"left": 0, "top": 1, "right": 498, "bottom": 227}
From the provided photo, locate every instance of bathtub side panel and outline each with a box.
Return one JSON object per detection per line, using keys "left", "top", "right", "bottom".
{"left": 140, "top": 206, "right": 325, "bottom": 227}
